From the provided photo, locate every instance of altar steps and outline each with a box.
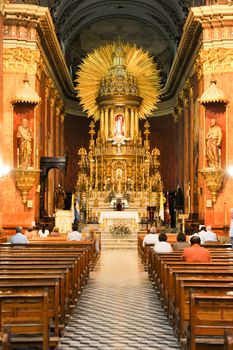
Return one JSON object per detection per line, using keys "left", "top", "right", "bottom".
{"left": 81, "top": 224, "right": 138, "bottom": 248}
{"left": 100, "top": 230, "right": 138, "bottom": 249}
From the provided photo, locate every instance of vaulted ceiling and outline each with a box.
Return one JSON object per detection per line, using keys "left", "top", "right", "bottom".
{"left": 43, "top": 0, "right": 204, "bottom": 87}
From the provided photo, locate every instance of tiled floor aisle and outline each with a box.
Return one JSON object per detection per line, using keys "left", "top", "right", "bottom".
{"left": 58, "top": 249, "right": 180, "bottom": 350}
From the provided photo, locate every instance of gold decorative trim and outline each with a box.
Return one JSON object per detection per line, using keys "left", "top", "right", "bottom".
{"left": 14, "top": 169, "right": 40, "bottom": 205}
{"left": 3, "top": 48, "right": 41, "bottom": 74}
{"left": 199, "top": 168, "right": 225, "bottom": 203}
{"left": 196, "top": 48, "right": 233, "bottom": 76}
{"left": 76, "top": 42, "right": 161, "bottom": 120}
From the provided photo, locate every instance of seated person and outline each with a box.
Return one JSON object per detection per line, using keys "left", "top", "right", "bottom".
{"left": 87, "top": 227, "right": 96, "bottom": 241}
{"left": 24, "top": 226, "right": 37, "bottom": 239}
{"left": 182, "top": 235, "right": 211, "bottom": 262}
{"left": 173, "top": 232, "right": 190, "bottom": 251}
{"left": 154, "top": 233, "right": 173, "bottom": 253}
{"left": 50, "top": 226, "right": 60, "bottom": 237}
{"left": 38, "top": 224, "right": 49, "bottom": 237}
{"left": 10, "top": 226, "right": 28, "bottom": 244}
{"left": 67, "top": 224, "right": 82, "bottom": 241}
{"left": 87, "top": 227, "right": 100, "bottom": 253}
{"left": 202, "top": 225, "right": 218, "bottom": 243}
{"left": 142, "top": 227, "right": 158, "bottom": 247}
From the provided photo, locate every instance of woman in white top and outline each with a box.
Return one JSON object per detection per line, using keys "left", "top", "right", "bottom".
{"left": 154, "top": 233, "right": 173, "bottom": 253}
{"left": 38, "top": 225, "right": 49, "bottom": 237}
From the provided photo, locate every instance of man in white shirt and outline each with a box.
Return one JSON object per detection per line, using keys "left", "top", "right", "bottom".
{"left": 154, "top": 233, "right": 173, "bottom": 253}
{"left": 203, "top": 226, "right": 218, "bottom": 243}
{"left": 142, "top": 226, "right": 158, "bottom": 247}
{"left": 67, "top": 224, "right": 82, "bottom": 241}
{"left": 197, "top": 226, "right": 207, "bottom": 245}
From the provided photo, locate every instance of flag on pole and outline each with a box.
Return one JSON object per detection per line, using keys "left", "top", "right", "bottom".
{"left": 159, "top": 191, "right": 164, "bottom": 221}
{"left": 74, "top": 196, "right": 80, "bottom": 223}
{"left": 71, "top": 194, "right": 75, "bottom": 223}
{"left": 72, "top": 194, "right": 80, "bottom": 223}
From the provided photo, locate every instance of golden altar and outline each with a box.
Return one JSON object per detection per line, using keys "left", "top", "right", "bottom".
{"left": 74, "top": 41, "right": 164, "bottom": 222}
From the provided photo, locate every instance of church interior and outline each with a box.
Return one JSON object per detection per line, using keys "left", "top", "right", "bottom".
{"left": 1, "top": 0, "right": 233, "bottom": 349}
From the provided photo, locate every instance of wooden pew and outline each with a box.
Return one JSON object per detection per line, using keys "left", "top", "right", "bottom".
{"left": 187, "top": 292, "right": 233, "bottom": 350}
{"left": 0, "top": 278, "right": 60, "bottom": 340}
{"left": 146, "top": 247, "right": 233, "bottom": 350}
{"left": 174, "top": 278, "right": 233, "bottom": 344}
{"left": 0, "top": 243, "right": 94, "bottom": 348}
{"left": 225, "top": 330, "right": 233, "bottom": 350}
{"left": 0, "top": 248, "right": 89, "bottom": 288}
{"left": 0, "top": 327, "right": 9, "bottom": 350}
{"left": 0, "top": 290, "right": 50, "bottom": 350}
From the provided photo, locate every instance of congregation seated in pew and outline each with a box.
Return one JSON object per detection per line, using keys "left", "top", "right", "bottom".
{"left": 142, "top": 226, "right": 158, "bottom": 247}
{"left": 38, "top": 224, "right": 50, "bottom": 237}
{"left": 154, "top": 233, "right": 173, "bottom": 253}
{"left": 182, "top": 235, "right": 211, "bottom": 262}
{"left": 10, "top": 226, "right": 28, "bottom": 244}
{"left": 67, "top": 224, "right": 82, "bottom": 241}
{"left": 173, "top": 232, "right": 190, "bottom": 251}
{"left": 50, "top": 226, "right": 60, "bottom": 237}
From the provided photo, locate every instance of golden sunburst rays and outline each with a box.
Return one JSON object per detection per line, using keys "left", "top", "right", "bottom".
{"left": 75, "top": 42, "right": 161, "bottom": 120}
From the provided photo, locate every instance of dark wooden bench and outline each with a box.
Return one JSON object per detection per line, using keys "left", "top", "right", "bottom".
{"left": 186, "top": 292, "right": 233, "bottom": 350}
{"left": 225, "top": 330, "right": 233, "bottom": 350}
{"left": 174, "top": 278, "right": 233, "bottom": 344}
{"left": 0, "top": 327, "right": 9, "bottom": 350}
{"left": 0, "top": 290, "right": 50, "bottom": 350}
{"left": 0, "top": 278, "right": 60, "bottom": 339}
{"left": 0, "top": 242, "right": 96, "bottom": 348}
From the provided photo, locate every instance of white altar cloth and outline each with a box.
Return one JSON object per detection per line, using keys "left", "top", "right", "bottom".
{"left": 99, "top": 211, "right": 139, "bottom": 228}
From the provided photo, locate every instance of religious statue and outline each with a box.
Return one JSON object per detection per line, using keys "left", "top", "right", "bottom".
{"left": 116, "top": 168, "right": 123, "bottom": 194}
{"left": 17, "top": 118, "right": 33, "bottom": 169}
{"left": 206, "top": 118, "right": 222, "bottom": 168}
{"left": 55, "top": 184, "right": 66, "bottom": 209}
{"left": 114, "top": 114, "right": 124, "bottom": 136}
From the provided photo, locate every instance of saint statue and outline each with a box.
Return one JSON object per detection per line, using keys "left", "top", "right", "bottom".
{"left": 114, "top": 114, "right": 124, "bottom": 136}
{"left": 206, "top": 118, "right": 222, "bottom": 168}
{"left": 17, "top": 118, "right": 33, "bottom": 168}
{"left": 55, "top": 185, "right": 66, "bottom": 209}
{"left": 116, "top": 168, "right": 123, "bottom": 194}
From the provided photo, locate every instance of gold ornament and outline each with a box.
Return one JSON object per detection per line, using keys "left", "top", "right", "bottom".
{"left": 199, "top": 168, "right": 225, "bottom": 203}
{"left": 75, "top": 41, "right": 161, "bottom": 120}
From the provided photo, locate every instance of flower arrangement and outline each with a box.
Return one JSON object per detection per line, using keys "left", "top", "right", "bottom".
{"left": 110, "top": 222, "right": 131, "bottom": 237}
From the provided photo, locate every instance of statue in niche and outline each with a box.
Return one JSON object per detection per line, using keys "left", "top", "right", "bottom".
{"left": 114, "top": 114, "right": 124, "bottom": 136}
{"left": 116, "top": 168, "right": 123, "bottom": 194}
{"left": 55, "top": 184, "right": 66, "bottom": 209}
{"left": 206, "top": 118, "right": 222, "bottom": 168}
{"left": 17, "top": 118, "right": 33, "bottom": 169}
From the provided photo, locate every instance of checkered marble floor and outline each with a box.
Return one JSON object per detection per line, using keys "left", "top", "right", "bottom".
{"left": 58, "top": 249, "right": 180, "bottom": 350}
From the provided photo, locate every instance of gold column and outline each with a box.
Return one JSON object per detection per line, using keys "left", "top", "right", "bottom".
{"left": 130, "top": 108, "right": 135, "bottom": 140}
{"left": 110, "top": 108, "right": 114, "bottom": 138}
{"left": 125, "top": 107, "right": 129, "bottom": 137}
{"left": 100, "top": 109, "right": 104, "bottom": 138}
{"left": 135, "top": 109, "right": 139, "bottom": 138}
{"left": 104, "top": 107, "right": 109, "bottom": 140}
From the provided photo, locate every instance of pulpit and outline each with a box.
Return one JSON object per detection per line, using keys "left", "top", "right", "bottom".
{"left": 55, "top": 209, "right": 73, "bottom": 233}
